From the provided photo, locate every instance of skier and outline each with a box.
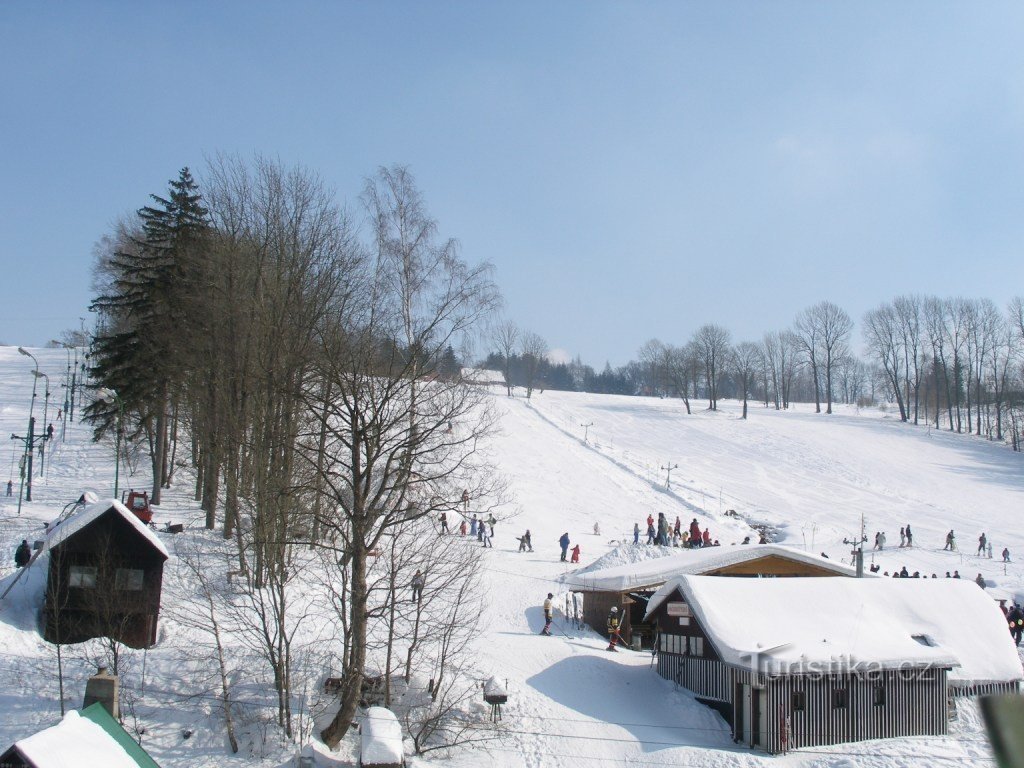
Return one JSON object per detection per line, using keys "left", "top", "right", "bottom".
{"left": 541, "top": 593, "right": 554, "bottom": 635}
{"left": 470, "top": 514, "right": 478, "bottom": 537}
{"left": 646, "top": 521, "right": 656, "bottom": 545}
{"left": 978, "top": 533, "right": 987, "bottom": 556}
{"left": 486, "top": 513, "right": 497, "bottom": 537}
{"left": 905, "top": 524, "right": 913, "bottom": 547}
{"left": 646, "top": 513, "right": 654, "bottom": 529}
{"left": 976, "top": 573, "right": 986, "bottom": 589}
{"left": 558, "top": 532, "right": 570, "bottom": 562}
{"left": 1008, "top": 604, "right": 1023, "bottom": 645}
{"left": 438, "top": 511, "right": 449, "bottom": 535}
{"left": 899, "top": 527, "right": 906, "bottom": 547}
{"left": 674, "top": 516, "right": 682, "bottom": 538}
{"left": 5, "top": 480, "right": 11, "bottom": 497}
{"left": 570, "top": 544, "right": 581, "bottom": 564}
{"left": 953, "top": 570, "right": 961, "bottom": 578}
{"left": 944, "top": 530, "right": 956, "bottom": 551}
{"left": 633, "top": 523, "right": 640, "bottom": 545}
{"left": 46, "top": 423, "right": 54, "bottom": 441}
{"left": 689, "top": 519, "right": 701, "bottom": 547}
{"left": 873, "top": 531, "right": 881, "bottom": 550}
{"left": 459, "top": 519, "right": 467, "bottom": 536}
{"left": 606, "top": 606, "right": 621, "bottom": 651}
{"left": 411, "top": 570, "right": 425, "bottom": 603}
{"left": 14, "top": 540, "right": 31, "bottom": 568}
{"left": 462, "top": 489, "right": 470, "bottom": 513}
{"left": 593, "top": 522, "right": 601, "bottom": 537}
{"left": 1003, "top": 547, "right": 1011, "bottom": 563}
{"left": 877, "top": 531, "right": 886, "bottom": 550}
{"left": 517, "top": 531, "right": 531, "bottom": 552}
{"left": 482, "top": 525, "right": 493, "bottom": 548}
{"left": 702, "top": 529, "right": 711, "bottom": 547}
{"left": 988, "top": 542, "right": 993, "bottom": 559}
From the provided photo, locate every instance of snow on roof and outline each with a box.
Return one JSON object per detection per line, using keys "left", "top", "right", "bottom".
{"left": 561, "top": 544, "right": 856, "bottom": 592}
{"left": 647, "top": 575, "right": 1024, "bottom": 684}
{"left": 45, "top": 499, "right": 169, "bottom": 559}
{"left": 461, "top": 367, "right": 505, "bottom": 385}
{"left": 11, "top": 709, "right": 141, "bottom": 768}
{"left": 360, "top": 706, "right": 403, "bottom": 766}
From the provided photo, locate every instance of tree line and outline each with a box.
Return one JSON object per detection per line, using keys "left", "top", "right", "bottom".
{"left": 485, "top": 296, "right": 1024, "bottom": 449}
{"left": 86, "top": 158, "right": 504, "bottom": 749}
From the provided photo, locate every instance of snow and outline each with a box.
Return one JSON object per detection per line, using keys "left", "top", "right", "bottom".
{"left": 563, "top": 543, "right": 857, "bottom": 592}
{"left": 648, "top": 575, "right": 1023, "bottom": 684}
{"left": 11, "top": 709, "right": 139, "bottom": 768}
{"left": 44, "top": 498, "right": 169, "bottom": 559}
{"left": 359, "top": 706, "right": 403, "bottom": 766}
{"left": 1, "top": 348, "right": 1022, "bottom": 768}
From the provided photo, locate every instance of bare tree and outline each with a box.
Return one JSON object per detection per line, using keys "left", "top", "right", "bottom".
{"left": 491, "top": 320, "right": 519, "bottom": 397}
{"left": 692, "top": 324, "right": 731, "bottom": 410}
{"left": 794, "top": 301, "right": 852, "bottom": 414}
{"left": 519, "top": 331, "right": 548, "bottom": 400}
{"left": 863, "top": 303, "right": 907, "bottom": 421}
{"left": 730, "top": 342, "right": 761, "bottom": 419}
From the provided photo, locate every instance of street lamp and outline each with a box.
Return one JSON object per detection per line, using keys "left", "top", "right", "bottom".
{"left": 97, "top": 388, "right": 124, "bottom": 499}
{"left": 51, "top": 340, "right": 73, "bottom": 438}
{"left": 34, "top": 371, "right": 50, "bottom": 477}
{"left": 14, "top": 348, "right": 38, "bottom": 512}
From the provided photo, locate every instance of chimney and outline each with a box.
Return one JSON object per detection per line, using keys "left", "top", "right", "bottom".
{"left": 83, "top": 666, "right": 119, "bottom": 718}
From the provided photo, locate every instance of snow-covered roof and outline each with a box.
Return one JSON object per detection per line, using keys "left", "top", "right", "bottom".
{"left": 461, "top": 367, "right": 505, "bottom": 385}
{"left": 646, "top": 575, "right": 1024, "bottom": 685}
{"left": 561, "top": 544, "right": 856, "bottom": 592}
{"left": 45, "top": 499, "right": 169, "bottom": 559}
{"left": 360, "top": 706, "right": 403, "bottom": 766}
{"left": 9, "top": 708, "right": 143, "bottom": 768}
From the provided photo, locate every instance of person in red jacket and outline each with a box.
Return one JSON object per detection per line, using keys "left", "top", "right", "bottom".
{"left": 702, "top": 529, "right": 711, "bottom": 546}
{"left": 570, "top": 544, "right": 581, "bottom": 564}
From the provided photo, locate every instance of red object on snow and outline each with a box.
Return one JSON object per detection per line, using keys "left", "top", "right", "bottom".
{"left": 124, "top": 490, "right": 152, "bottom": 524}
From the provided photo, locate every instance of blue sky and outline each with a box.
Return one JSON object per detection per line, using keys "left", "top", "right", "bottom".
{"left": 2, "top": 2, "right": 1022, "bottom": 366}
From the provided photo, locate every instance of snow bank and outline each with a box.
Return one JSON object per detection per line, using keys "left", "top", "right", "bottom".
{"left": 359, "top": 706, "right": 403, "bottom": 767}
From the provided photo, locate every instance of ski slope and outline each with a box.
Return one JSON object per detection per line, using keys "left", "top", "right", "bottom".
{"left": 0, "top": 347, "right": 1021, "bottom": 767}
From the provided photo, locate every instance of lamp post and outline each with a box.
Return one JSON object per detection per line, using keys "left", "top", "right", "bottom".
{"left": 97, "top": 388, "right": 124, "bottom": 499}
{"left": 15, "top": 348, "right": 38, "bottom": 510}
{"left": 52, "top": 340, "right": 72, "bottom": 438}
{"left": 34, "top": 371, "right": 50, "bottom": 477}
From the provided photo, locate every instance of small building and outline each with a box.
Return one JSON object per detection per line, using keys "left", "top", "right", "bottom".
{"left": 43, "top": 499, "right": 169, "bottom": 649}
{"left": 563, "top": 544, "right": 857, "bottom": 648}
{"left": 0, "top": 702, "right": 161, "bottom": 767}
{"left": 645, "top": 576, "right": 1023, "bottom": 753}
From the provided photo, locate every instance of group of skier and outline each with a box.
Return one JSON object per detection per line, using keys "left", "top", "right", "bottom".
{"left": 634, "top": 514, "right": 718, "bottom": 549}
{"left": 872, "top": 525, "right": 914, "bottom": 550}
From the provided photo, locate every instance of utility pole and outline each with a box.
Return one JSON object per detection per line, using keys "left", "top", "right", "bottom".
{"left": 580, "top": 422, "right": 594, "bottom": 442}
{"left": 660, "top": 462, "right": 679, "bottom": 489}
{"left": 843, "top": 514, "right": 868, "bottom": 578}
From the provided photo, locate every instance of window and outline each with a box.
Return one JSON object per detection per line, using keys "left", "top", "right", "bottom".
{"left": 873, "top": 685, "right": 886, "bottom": 707}
{"left": 115, "top": 568, "right": 144, "bottom": 591}
{"left": 832, "top": 688, "right": 849, "bottom": 709}
{"left": 791, "top": 691, "right": 806, "bottom": 712}
{"left": 69, "top": 566, "right": 97, "bottom": 589}
{"left": 688, "top": 636, "right": 704, "bottom": 656}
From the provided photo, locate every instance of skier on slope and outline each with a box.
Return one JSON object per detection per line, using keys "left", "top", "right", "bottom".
{"left": 541, "top": 593, "right": 554, "bottom": 635}
{"left": 570, "top": 544, "right": 581, "bottom": 564}
{"left": 978, "top": 532, "right": 987, "bottom": 556}
{"left": 559, "top": 532, "right": 570, "bottom": 562}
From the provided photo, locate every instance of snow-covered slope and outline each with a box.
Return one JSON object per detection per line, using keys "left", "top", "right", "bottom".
{"left": 0, "top": 349, "right": 1020, "bottom": 767}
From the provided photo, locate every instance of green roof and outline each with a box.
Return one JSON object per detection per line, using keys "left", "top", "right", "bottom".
{"left": 80, "top": 703, "right": 161, "bottom": 768}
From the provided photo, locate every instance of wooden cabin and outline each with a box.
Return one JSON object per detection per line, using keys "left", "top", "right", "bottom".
{"left": 563, "top": 544, "right": 857, "bottom": 649}
{"left": 0, "top": 702, "right": 161, "bottom": 767}
{"left": 645, "top": 576, "right": 1023, "bottom": 753}
{"left": 43, "top": 499, "right": 169, "bottom": 649}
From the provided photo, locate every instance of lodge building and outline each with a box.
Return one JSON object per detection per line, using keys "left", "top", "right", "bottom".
{"left": 645, "top": 576, "right": 1023, "bottom": 753}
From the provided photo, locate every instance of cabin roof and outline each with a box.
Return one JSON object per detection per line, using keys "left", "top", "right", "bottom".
{"left": 561, "top": 544, "right": 857, "bottom": 592}
{"left": 9, "top": 703, "right": 159, "bottom": 767}
{"left": 647, "top": 575, "right": 1024, "bottom": 684}
{"left": 45, "top": 499, "right": 169, "bottom": 559}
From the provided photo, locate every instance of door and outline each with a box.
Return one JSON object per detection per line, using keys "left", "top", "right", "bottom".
{"left": 741, "top": 684, "right": 752, "bottom": 744}
{"left": 751, "top": 687, "right": 763, "bottom": 747}
{"left": 733, "top": 683, "right": 745, "bottom": 742}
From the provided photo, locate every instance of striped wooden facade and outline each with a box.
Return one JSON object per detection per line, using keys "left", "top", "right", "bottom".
{"left": 651, "top": 586, "right": 957, "bottom": 754}
{"left": 950, "top": 681, "right": 1021, "bottom": 697}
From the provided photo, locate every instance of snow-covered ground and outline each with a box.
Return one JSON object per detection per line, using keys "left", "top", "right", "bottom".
{"left": 0, "top": 346, "right": 1021, "bottom": 767}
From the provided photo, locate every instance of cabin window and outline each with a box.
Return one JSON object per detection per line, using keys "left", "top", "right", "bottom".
{"left": 873, "top": 685, "right": 886, "bottom": 707}
{"left": 688, "top": 636, "right": 703, "bottom": 656}
{"left": 69, "top": 566, "right": 97, "bottom": 589}
{"left": 832, "top": 688, "right": 849, "bottom": 709}
{"left": 791, "top": 691, "right": 806, "bottom": 711}
{"left": 115, "top": 568, "right": 144, "bottom": 591}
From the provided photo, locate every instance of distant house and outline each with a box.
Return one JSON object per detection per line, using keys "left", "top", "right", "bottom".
{"left": 43, "top": 499, "right": 169, "bottom": 649}
{"left": 563, "top": 544, "right": 858, "bottom": 649}
{"left": 645, "top": 576, "right": 1023, "bottom": 753}
{"left": 0, "top": 701, "right": 160, "bottom": 767}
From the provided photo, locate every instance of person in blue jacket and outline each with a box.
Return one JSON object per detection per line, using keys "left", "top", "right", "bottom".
{"left": 558, "top": 532, "right": 570, "bottom": 562}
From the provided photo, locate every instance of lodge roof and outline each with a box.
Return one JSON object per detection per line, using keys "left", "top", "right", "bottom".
{"left": 646, "top": 575, "right": 1024, "bottom": 685}
{"left": 561, "top": 543, "right": 857, "bottom": 592}
{"left": 45, "top": 499, "right": 169, "bottom": 559}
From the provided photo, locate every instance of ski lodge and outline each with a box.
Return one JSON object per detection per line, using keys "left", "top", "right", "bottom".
{"left": 563, "top": 544, "right": 857, "bottom": 649}
{"left": 645, "top": 576, "right": 1023, "bottom": 753}
{"left": 42, "top": 498, "right": 169, "bottom": 649}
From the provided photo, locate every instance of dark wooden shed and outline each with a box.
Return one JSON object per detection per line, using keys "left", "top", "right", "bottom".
{"left": 43, "top": 499, "right": 168, "bottom": 649}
